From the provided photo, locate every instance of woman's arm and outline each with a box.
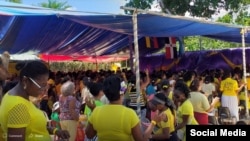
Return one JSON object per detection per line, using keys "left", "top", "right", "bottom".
{"left": 141, "top": 69, "right": 150, "bottom": 90}
{"left": 206, "top": 97, "right": 220, "bottom": 113}
{"left": 47, "top": 126, "right": 70, "bottom": 139}
{"left": 142, "top": 121, "right": 155, "bottom": 138}
{"left": 121, "top": 72, "right": 128, "bottom": 83}
{"left": 175, "top": 115, "right": 189, "bottom": 131}
{"left": 7, "top": 128, "right": 26, "bottom": 141}
{"left": 85, "top": 122, "right": 97, "bottom": 139}
{"left": 151, "top": 128, "right": 170, "bottom": 140}
{"left": 237, "top": 83, "right": 246, "bottom": 94}
{"left": 147, "top": 113, "right": 170, "bottom": 140}
{"left": 131, "top": 123, "right": 146, "bottom": 141}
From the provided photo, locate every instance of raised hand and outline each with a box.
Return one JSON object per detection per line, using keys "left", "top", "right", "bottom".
{"left": 85, "top": 96, "right": 96, "bottom": 111}
{"left": 55, "top": 129, "right": 70, "bottom": 140}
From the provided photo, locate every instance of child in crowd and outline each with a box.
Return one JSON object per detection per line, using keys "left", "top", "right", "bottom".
{"left": 51, "top": 101, "right": 61, "bottom": 130}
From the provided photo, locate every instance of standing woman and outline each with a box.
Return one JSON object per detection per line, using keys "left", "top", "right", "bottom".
{"left": 0, "top": 60, "right": 69, "bottom": 141}
{"left": 220, "top": 71, "right": 245, "bottom": 121}
{"left": 174, "top": 81, "right": 198, "bottom": 141}
{"left": 85, "top": 75, "right": 162, "bottom": 141}
{"left": 59, "top": 80, "right": 81, "bottom": 141}
{"left": 189, "top": 78, "right": 219, "bottom": 125}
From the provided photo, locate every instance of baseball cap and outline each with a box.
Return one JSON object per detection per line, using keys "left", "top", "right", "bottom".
{"left": 161, "top": 79, "right": 170, "bottom": 90}
{"left": 52, "top": 102, "right": 60, "bottom": 112}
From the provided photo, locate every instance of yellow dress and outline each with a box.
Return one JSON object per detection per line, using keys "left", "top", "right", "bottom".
{"left": 0, "top": 93, "right": 51, "bottom": 141}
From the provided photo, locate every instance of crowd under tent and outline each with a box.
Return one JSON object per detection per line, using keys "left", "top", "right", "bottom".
{"left": 1, "top": 1, "right": 250, "bottom": 118}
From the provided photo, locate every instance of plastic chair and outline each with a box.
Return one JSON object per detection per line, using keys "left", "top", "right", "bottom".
{"left": 218, "top": 107, "right": 236, "bottom": 124}
{"left": 208, "top": 116, "right": 219, "bottom": 125}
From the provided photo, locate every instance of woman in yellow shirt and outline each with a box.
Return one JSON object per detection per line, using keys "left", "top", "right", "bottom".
{"left": 0, "top": 61, "right": 69, "bottom": 141}
{"left": 174, "top": 80, "right": 198, "bottom": 141}
{"left": 220, "top": 71, "right": 245, "bottom": 121}
{"left": 85, "top": 75, "right": 163, "bottom": 141}
{"left": 189, "top": 78, "right": 219, "bottom": 125}
{"left": 149, "top": 92, "right": 178, "bottom": 141}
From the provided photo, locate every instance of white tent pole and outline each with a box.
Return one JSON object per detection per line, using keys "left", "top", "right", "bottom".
{"left": 241, "top": 28, "right": 249, "bottom": 118}
{"left": 129, "top": 36, "right": 134, "bottom": 72}
{"left": 130, "top": 9, "right": 141, "bottom": 118}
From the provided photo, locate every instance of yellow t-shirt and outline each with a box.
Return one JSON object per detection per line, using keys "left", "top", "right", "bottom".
{"left": 246, "top": 77, "right": 250, "bottom": 90}
{"left": 55, "top": 83, "right": 61, "bottom": 95}
{"left": 0, "top": 93, "right": 50, "bottom": 141}
{"left": 168, "top": 91, "right": 173, "bottom": 100}
{"left": 186, "top": 81, "right": 191, "bottom": 88}
{"left": 89, "top": 105, "right": 139, "bottom": 141}
{"left": 239, "top": 92, "right": 246, "bottom": 100}
{"left": 154, "top": 108, "right": 175, "bottom": 135}
{"left": 214, "top": 77, "right": 219, "bottom": 85}
{"left": 248, "top": 99, "right": 250, "bottom": 109}
{"left": 220, "top": 78, "right": 238, "bottom": 96}
{"left": 189, "top": 92, "right": 210, "bottom": 114}
{"left": 238, "top": 92, "right": 250, "bottom": 109}
{"left": 177, "top": 99, "right": 198, "bottom": 141}
{"left": 215, "top": 101, "right": 221, "bottom": 109}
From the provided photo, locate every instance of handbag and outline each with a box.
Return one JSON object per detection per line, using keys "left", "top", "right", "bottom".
{"left": 75, "top": 124, "right": 85, "bottom": 141}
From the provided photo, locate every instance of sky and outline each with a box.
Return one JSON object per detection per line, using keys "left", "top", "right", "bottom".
{"left": 21, "top": 0, "right": 127, "bottom": 14}
{"left": 1, "top": 0, "right": 227, "bottom": 19}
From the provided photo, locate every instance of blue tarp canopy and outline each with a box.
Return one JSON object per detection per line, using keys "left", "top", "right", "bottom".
{"left": 0, "top": 1, "right": 248, "bottom": 57}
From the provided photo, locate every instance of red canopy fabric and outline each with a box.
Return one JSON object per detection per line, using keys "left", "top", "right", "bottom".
{"left": 39, "top": 54, "right": 128, "bottom": 63}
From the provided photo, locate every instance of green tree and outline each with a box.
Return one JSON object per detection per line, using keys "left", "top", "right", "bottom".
{"left": 5, "top": 0, "right": 21, "bottom": 3}
{"left": 160, "top": 0, "right": 250, "bottom": 18}
{"left": 217, "top": 14, "right": 233, "bottom": 24}
{"left": 38, "top": 0, "right": 71, "bottom": 10}
{"left": 125, "top": 0, "right": 250, "bottom": 18}
{"left": 124, "top": 0, "right": 154, "bottom": 14}
{"left": 235, "top": 11, "right": 250, "bottom": 26}
{"left": 184, "top": 36, "right": 240, "bottom": 51}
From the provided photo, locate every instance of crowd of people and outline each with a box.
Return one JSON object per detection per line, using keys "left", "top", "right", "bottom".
{"left": 0, "top": 60, "right": 249, "bottom": 141}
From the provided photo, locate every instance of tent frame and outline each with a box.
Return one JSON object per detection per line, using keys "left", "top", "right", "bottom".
{"left": 241, "top": 28, "right": 249, "bottom": 119}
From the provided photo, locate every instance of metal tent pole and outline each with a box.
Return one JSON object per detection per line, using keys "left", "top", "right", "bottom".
{"left": 129, "top": 36, "right": 134, "bottom": 72}
{"left": 131, "top": 9, "right": 142, "bottom": 118}
{"left": 241, "top": 28, "right": 249, "bottom": 118}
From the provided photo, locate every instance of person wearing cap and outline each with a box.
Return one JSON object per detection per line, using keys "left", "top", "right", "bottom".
{"left": 147, "top": 93, "right": 178, "bottom": 141}
{"left": 50, "top": 101, "right": 62, "bottom": 141}
{"left": 51, "top": 101, "right": 61, "bottom": 130}
{"left": 160, "top": 79, "right": 173, "bottom": 100}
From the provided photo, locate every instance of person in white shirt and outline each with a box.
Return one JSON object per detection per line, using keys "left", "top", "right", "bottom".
{"left": 80, "top": 77, "right": 91, "bottom": 113}
{"left": 201, "top": 75, "right": 216, "bottom": 97}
